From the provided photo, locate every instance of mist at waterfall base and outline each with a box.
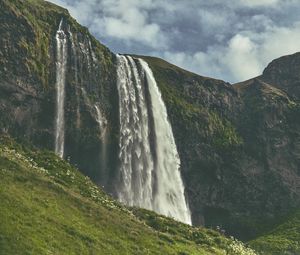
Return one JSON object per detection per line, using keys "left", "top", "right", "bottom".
{"left": 116, "top": 55, "right": 191, "bottom": 225}
{"left": 53, "top": 19, "right": 191, "bottom": 225}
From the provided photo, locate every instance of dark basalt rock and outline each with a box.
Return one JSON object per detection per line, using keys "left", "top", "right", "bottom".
{"left": 262, "top": 52, "right": 300, "bottom": 100}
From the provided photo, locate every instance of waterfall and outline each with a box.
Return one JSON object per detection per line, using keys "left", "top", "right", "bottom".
{"left": 54, "top": 19, "right": 67, "bottom": 158}
{"left": 79, "top": 39, "right": 94, "bottom": 73}
{"left": 80, "top": 87, "right": 108, "bottom": 172}
{"left": 88, "top": 39, "right": 97, "bottom": 64}
{"left": 94, "top": 105, "right": 107, "bottom": 138}
{"left": 68, "top": 27, "right": 81, "bottom": 129}
{"left": 117, "top": 55, "right": 154, "bottom": 210}
{"left": 95, "top": 105, "right": 108, "bottom": 172}
{"left": 68, "top": 27, "right": 78, "bottom": 85}
{"left": 116, "top": 55, "right": 191, "bottom": 225}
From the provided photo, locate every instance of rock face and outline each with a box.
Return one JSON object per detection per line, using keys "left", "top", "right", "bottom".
{"left": 142, "top": 57, "right": 298, "bottom": 239}
{"left": 262, "top": 52, "right": 300, "bottom": 99}
{"left": 1, "top": 0, "right": 300, "bottom": 240}
{"left": 0, "top": 0, "right": 119, "bottom": 191}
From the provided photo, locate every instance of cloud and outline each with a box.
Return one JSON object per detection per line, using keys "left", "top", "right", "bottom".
{"left": 225, "top": 34, "right": 262, "bottom": 81}
{"left": 162, "top": 21, "right": 300, "bottom": 83}
{"left": 100, "top": 9, "right": 166, "bottom": 48}
{"left": 50, "top": 0, "right": 167, "bottom": 48}
{"left": 240, "top": 0, "right": 279, "bottom": 7}
{"left": 48, "top": 0, "right": 300, "bottom": 82}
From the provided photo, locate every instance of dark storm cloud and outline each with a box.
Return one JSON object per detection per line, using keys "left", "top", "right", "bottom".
{"left": 49, "top": 0, "right": 300, "bottom": 82}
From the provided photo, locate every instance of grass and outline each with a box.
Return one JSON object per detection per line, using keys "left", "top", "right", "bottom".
{"left": 0, "top": 136, "right": 258, "bottom": 254}
{"left": 249, "top": 209, "right": 300, "bottom": 255}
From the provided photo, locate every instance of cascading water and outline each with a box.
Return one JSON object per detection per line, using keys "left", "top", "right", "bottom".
{"left": 95, "top": 105, "right": 108, "bottom": 172}
{"left": 116, "top": 55, "right": 191, "bottom": 225}
{"left": 68, "top": 27, "right": 78, "bottom": 85}
{"left": 54, "top": 19, "right": 67, "bottom": 158}
{"left": 80, "top": 87, "right": 108, "bottom": 172}
{"left": 88, "top": 39, "right": 97, "bottom": 64}
{"left": 68, "top": 27, "right": 81, "bottom": 129}
{"left": 94, "top": 105, "right": 107, "bottom": 139}
{"left": 117, "top": 55, "right": 154, "bottom": 210}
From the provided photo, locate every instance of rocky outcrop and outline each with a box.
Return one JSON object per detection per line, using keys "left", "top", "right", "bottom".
{"left": 261, "top": 52, "right": 300, "bottom": 99}
{"left": 0, "top": 0, "right": 119, "bottom": 190}
{"left": 1, "top": 0, "right": 300, "bottom": 241}
{"left": 231, "top": 78, "right": 300, "bottom": 239}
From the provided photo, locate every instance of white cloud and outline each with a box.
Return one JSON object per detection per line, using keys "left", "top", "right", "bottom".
{"left": 48, "top": 0, "right": 300, "bottom": 82}
{"left": 240, "top": 0, "right": 279, "bottom": 7}
{"left": 260, "top": 23, "right": 300, "bottom": 61}
{"left": 50, "top": 0, "right": 167, "bottom": 48}
{"left": 100, "top": 6, "right": 166, "bottom": 48}
{"left": 161, "top": 21, "right": 300, "bottom": 83}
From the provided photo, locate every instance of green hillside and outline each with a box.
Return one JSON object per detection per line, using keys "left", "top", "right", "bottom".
{"left": 249, "top": 209, "right": 300, "bottom": 255}
{"left": 0, "top": 136, "right": 257, "bottom": 255}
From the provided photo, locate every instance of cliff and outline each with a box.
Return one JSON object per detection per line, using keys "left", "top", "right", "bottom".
{"left": 1, "top": 0, "right": 300, "bottom": 245}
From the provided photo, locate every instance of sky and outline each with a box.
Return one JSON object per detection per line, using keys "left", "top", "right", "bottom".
{"left": 48, "top": 0, "right": 300, "bottom": 83}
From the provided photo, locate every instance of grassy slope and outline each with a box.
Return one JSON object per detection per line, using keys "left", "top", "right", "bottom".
{"left": 249, "top": 210, "right": 300, "bottom": 255}
{"left": 0, "top": 136, "right": 257, "bottom": 255}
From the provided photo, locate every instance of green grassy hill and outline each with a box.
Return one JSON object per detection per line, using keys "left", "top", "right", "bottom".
{"left": 249, "top": 209, "right": 300, "bottom": 255}
{"left": 0, "top": 136, "right": 257, "bottom": 255}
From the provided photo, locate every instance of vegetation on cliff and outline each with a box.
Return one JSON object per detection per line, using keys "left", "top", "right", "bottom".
{"left": 1, "top": 0, "right": 113, "bottom": 87}
{"left": 140, "top": 55, "right": 243, "bottom": 152}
